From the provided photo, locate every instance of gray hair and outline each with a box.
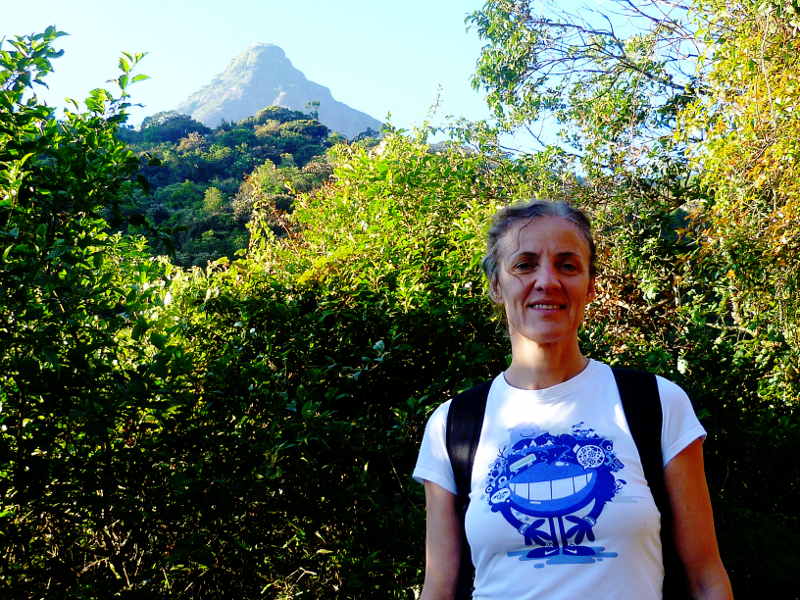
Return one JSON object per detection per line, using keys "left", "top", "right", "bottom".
{"left": 481, "top": 200, "right": 597, "bottom": 290}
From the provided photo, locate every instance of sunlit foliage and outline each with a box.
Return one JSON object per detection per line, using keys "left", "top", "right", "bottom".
{"left": 2, "top": 8, "right": 799, "bottom": 597}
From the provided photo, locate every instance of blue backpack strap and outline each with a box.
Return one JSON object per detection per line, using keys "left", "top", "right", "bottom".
{"left": 445, "top": 380, "right": 491, "bottom": 600}
{"left": 612, "top": 367, "right": 691, "bottom": 600}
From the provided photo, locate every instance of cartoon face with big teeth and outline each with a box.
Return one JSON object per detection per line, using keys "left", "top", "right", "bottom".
{"left": 485, "top": 425, "right": 624, "bottom": 559}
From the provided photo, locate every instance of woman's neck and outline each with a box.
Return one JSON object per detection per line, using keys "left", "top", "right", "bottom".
{"left": 504, "top": 337, "right": 588, "bottom": 390}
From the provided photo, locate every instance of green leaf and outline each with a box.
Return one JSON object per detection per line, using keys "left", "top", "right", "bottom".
{"left": 132, "top": 318, "right": 149, "bottom": 340}
{"left": 149, "top": 332, "right": 167, "bottom": 349}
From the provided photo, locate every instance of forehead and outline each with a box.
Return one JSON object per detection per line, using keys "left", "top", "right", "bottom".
{"left": 498, "top": 216, "right": 591, "bottom": 260}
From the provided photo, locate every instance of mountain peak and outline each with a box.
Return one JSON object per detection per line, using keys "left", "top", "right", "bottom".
{"left": 175, "top": 45, "right": 381, "bottom": 138}
{"left": 238, "top": 43, "right": 289, "bottom": 66}
{"left": 245, "top": 42, "right": 285, "bottom": 55}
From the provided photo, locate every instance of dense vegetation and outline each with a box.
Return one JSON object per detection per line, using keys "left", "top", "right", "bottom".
{"left": 116, "top": 105, "right": 338, "bottom": 266}
{"left": 1, "top": 2, "right": 798, "bottom": 598}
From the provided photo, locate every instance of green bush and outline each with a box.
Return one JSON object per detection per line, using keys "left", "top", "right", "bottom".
{"left": 2, "top": 26, "right": 796, "bottom": 600}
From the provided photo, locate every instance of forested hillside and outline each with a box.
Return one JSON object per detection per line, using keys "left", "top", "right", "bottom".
{"left": 1, "top": 2, "right": 799, "bottom": 598}
{"left": 114, "top": 106, "right": 342, "bottom": 266}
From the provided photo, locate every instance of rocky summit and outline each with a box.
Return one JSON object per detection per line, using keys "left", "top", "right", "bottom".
{"left": 175, "top": 43, "right": 382, "bottom": 138}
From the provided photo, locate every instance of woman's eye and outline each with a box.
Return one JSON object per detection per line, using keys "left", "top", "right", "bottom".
{"left": 561, "top": 263, "right": 578, "bottom": 272}
{"left": 513, "top": 262, "right": 533, "bottom": 271}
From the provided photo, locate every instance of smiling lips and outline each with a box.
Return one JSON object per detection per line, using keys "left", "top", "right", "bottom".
{"left": 528, "top": 302, "right": 566, "bottom": 310}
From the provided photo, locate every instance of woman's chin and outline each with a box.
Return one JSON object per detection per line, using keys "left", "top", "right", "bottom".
{"left": 510, "top": 328, "right": 575, "bottom": 348}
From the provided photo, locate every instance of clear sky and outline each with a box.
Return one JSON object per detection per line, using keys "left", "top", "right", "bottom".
{"left": 4, "top": 0, "right": 493, "bottom": 129}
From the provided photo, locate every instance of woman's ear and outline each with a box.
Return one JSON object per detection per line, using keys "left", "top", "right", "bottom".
{"left": 587, "top": 277, "right": 596, "bottom": 302}
{"left": 488, "top": 277, "right": 503, "bottom": 304}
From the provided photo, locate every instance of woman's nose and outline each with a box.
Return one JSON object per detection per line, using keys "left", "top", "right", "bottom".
{"left": 534, "top": 263, "right": 559, "bottom": 289}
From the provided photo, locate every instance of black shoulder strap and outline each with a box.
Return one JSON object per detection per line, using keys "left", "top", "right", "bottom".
{"left": 446, "top": 381, "right": 492, "bottom": 499}
{"left": 445, "top": 380, "right": 491, "bottom": 600}
{"left": 612, "top": 368, "right": 664, "bottom": 499}
{"left": 612, "top": 367, "right": 691, "bottom": 600}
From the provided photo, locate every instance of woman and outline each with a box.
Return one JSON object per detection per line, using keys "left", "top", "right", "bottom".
{"left": 413, "top": 201, "right": 732, "bottom": 599}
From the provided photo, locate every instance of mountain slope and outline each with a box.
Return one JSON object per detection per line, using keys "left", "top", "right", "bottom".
{"left": 176, "top": 43, "right": 382, "bottom": 138}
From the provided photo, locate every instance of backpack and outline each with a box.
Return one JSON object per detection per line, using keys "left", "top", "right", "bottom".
{"left": 445, "top": 367, "right": 690, "bottom": 600}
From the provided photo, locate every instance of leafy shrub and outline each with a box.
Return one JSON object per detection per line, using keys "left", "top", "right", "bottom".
{"left": 3, "top": 21, "right": 797, "bottom": 600}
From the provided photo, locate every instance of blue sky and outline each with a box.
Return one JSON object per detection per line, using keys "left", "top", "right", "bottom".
{"left": 4, "top": 0, "right": 493, "bottom": 129}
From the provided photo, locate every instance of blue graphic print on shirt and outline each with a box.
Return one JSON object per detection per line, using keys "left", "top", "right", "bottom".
{"left": 484, "top": 423, "right": 625, "bottom": 564}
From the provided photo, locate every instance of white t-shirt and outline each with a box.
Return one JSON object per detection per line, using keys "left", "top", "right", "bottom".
{"left": 413, "top": 359, "right": 705, "bottom": 600}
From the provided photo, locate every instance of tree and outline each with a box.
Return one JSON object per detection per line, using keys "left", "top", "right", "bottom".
{"left": 467, "top": 0, "right": 699, "bottom": 179}
{"left": 0, "top": 29, "right": 183, "bottom": 595}
{"left": 202, "top": 185, "right": 224, "bottom": 214}
{"left": 679, "top": 0, "right": 800, "bottom": 363}
{"left": 140, "top": 111, "right": 210, "bottom": 143}
{"left": 305, "top": 99, "right": 320, "bottom": 119}
{"left": 249, "top": 105, "right": 309, "bottom": 125}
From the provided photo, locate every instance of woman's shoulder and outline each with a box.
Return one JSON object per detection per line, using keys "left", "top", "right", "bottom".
{"left": 425, "top": 397, "right": 453, "bottom": 424}
{"left": 423, "top": 375, "right": 505, "bottom": 426}
{"left": 592, "top": 361, "right": 690, "bottom": 399}
{"left": 654, "top": 373, "right": 690, "bottom": 401}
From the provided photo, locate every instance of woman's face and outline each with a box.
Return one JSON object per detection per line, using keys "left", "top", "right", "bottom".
{"left": 492, "top": 216, "right": 595, "bottom": 348}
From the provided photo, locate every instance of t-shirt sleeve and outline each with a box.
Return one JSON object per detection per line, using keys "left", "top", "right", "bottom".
{"left": 657, "top": 376, "right": 707, "bottom": 466}
{"left": 412, "top": 400, "right": 458, "bottom": 495}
